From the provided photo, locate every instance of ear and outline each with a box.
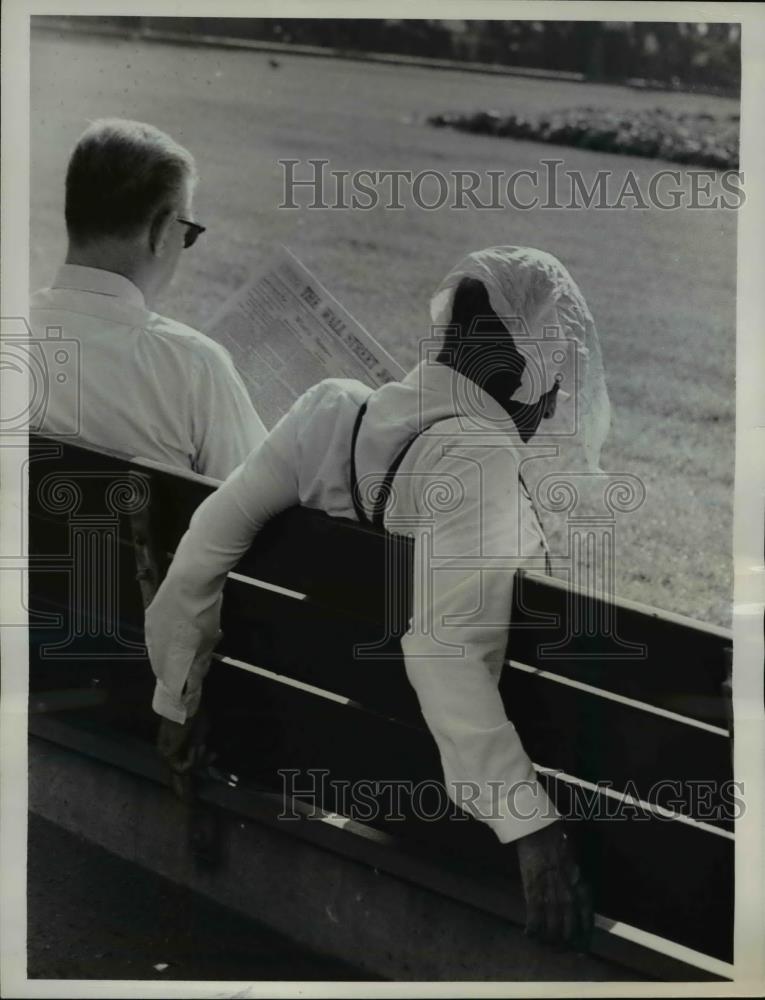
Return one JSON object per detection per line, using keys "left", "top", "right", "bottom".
{"left": 148, "top": 207, "right": 174, "bottom": 258}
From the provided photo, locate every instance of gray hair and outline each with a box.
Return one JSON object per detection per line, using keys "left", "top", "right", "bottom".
{"left": 65, "top": 118, "right": 198, "bottom": 243}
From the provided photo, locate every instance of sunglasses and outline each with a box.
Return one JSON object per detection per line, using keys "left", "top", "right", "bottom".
{"left": 177, "top": 217, "right": 206, "bottom": 249}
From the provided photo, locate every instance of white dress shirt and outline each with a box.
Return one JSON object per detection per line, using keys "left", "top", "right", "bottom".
{"left": 146, "top": 360, "right": 559, "bottom": 843}
{"left": 30, "top": 265, "right": 267, "bottom": 480}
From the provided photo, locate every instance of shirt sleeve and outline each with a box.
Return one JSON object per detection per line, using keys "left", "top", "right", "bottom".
{"left": 398, "top": 440, "right": 559, "bottom": 844}
{"left": 190, "top": 344, "right": 269, "bottom": 481}
{"left": 146, "top": 406, "right": 300, "bottom": 723}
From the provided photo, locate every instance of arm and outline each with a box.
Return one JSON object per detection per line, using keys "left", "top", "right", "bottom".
{"left": 191, "top": 344, "right": 269, "bottom": 481}
{"left": 400, "top": 442, "right": 557, "bottom": 842}
{"left": 400, "top": 442, "right": 591, "bottom": 946}
{"left": 146, "top": 412, "right": 299, "bottom": 724}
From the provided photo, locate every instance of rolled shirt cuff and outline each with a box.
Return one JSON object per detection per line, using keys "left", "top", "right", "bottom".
{"left": 151, "top": 679, "right": 202, "bottom": 724}
{"left": 486, "top": 776, "right": 561, "bottom": 844}
{"left": 448, "top": 773, "right": 561, "bottom": 844}
{"left": 146, "top": 617, "right": 222, "bottom": 723}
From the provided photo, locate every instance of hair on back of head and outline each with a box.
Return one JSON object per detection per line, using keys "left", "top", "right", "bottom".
{"left": 65, "top": 118, "right": 197, "bottom": 244}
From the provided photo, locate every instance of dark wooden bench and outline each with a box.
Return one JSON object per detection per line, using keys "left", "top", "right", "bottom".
{"left": 26, "top": 433, "right": 734, "bottom": 981}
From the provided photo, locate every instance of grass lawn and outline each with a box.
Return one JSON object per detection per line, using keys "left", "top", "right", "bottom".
{"left": 30, "top": 28, "right": 737, "bottom": 626}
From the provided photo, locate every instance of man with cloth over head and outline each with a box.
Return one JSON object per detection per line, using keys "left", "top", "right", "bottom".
{"left": 146, "top": 246, "right": 611, "bottom": 947}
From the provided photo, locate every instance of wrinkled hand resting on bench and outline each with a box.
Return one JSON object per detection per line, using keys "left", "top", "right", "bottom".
{"left": 516, "top": 822, "right": 593, "bottom": 950}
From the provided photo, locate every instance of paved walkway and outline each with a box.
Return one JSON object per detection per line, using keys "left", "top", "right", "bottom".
{"left": 27, "top": 813, "right": 374, "bottom": 981}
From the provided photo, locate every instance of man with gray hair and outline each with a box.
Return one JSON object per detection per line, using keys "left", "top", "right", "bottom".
{"left": 30, "top": 118, "right": 266, "bottom": 479}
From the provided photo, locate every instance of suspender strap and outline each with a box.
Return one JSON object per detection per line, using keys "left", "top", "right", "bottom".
{"left": 518, "top": 470, "right": 553, "bottom": 575}
{"left": 350, "top": 399, "right": 552, "bottom": 573}
{"left": 351, "top": 400, "right": 464, "bottom": 529}
{"left": 349, "top": 400, "right": 370, "bottom": 523}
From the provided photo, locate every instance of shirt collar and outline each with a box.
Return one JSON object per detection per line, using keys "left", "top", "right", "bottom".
{"left": 402, "top": 359, "right": 521, "bottom": 435}
{"left": 52, "top": 264, "right": 146, "bottom": 309}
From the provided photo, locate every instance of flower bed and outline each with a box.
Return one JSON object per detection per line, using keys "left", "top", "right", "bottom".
{"left": 428, "top": 106, "right": 739, "bottom": 170}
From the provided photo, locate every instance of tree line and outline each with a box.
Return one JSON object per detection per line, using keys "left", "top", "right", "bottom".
{"left": 47, "top": 17, "right": 741, "bottom": 94}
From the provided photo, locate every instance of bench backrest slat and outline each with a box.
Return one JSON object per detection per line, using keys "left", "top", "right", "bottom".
{"left": 27, "top": 435, "right": 732, "bottom": 719}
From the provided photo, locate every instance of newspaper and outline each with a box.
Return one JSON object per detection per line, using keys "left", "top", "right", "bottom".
{"left": 206, "top": 246, "right": 405, "bottom": 428}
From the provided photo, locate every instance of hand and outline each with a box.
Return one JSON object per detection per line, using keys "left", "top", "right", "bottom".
{"left": 515, "top": 822, "right": 593, "bottom": 949}
{"left": 157, "top": 709, "right": 210, "bottom": 800}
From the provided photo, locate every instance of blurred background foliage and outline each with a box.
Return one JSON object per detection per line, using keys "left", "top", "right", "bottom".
{"left": 47, "top": 18, "right": 741, "bottom": 95}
